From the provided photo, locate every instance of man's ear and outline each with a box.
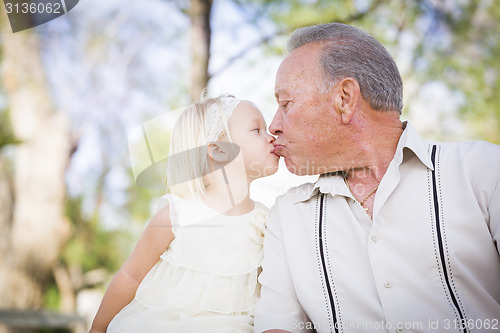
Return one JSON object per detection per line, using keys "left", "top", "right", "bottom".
{"left": 207, "top": 143, "right": 230, "bottom": 163}
{"left": 335, "top": 77, "right": 360, "bottom": 124}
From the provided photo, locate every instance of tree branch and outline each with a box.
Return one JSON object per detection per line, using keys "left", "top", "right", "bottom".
{"left": 211, "top": 0, "right": 385, "bottom": 78}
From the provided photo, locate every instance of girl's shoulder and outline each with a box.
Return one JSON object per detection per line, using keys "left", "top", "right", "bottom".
{"left": 246, "top": 201, "right": 269, "bottom": 245}
{"left": 253, "top": 200, "right": 270, "bottom": 213}
{"left": 157, "top": 193, "right": 181, "bottom": 210}
{"left": 251, "top": 201, "right": 270, "bottom": 224}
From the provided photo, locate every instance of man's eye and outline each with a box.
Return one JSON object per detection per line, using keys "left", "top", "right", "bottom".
{"left": 279, "top": 100, "right": 292, "bottom": 110}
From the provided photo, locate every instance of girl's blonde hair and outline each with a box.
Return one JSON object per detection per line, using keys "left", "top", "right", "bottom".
{"left": 166, "top": 95, "right": 241, "bottom": 198}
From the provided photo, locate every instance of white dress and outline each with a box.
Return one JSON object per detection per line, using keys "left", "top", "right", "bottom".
{"left": 107, "top": 194, "right": 268, "bottom": 333}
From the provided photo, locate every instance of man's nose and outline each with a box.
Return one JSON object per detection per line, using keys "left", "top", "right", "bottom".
{"left": 269, "top": 110, "right": 282, "bottom": 136}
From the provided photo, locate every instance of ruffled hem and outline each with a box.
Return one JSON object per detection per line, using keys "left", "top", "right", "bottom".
{"left": 136, "top": 259, "right": 261, "bottom": 313}
{"left": 160, "top": 246, "right": 263, "bottom": 276}
{"left": 107, "top": 299, "right": 254, "bottom": 333}
{"left": 160, "top": 255, "right": 262, "bottom": 276}
{"left": 134, "top": 296, "right": 255, "bottom": 316}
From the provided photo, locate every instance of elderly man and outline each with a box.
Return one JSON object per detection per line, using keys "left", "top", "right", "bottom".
{"left": 254, "top": 23, "right": 500, "bottom": 333}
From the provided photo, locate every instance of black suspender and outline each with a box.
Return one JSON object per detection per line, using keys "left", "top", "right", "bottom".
{"left": 317, "top": 193, "right": 339, "bottom": 332}
{"left": 430, "top": 145, "right": 467, "bottom": 333}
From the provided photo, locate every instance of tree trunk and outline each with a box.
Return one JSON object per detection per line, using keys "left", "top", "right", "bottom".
{"left": 0, "top": 12, "right": 72, "bottom": 325}
{"left": 0, "top": 155, "right": 12, "bottom": 332}
{"left": 188, "top": 0, "right": 213, "bottom": 101}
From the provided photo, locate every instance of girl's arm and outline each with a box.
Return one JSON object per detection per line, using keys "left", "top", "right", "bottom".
{"left": 89, "top": 205, "right": 175, "bottom": 333}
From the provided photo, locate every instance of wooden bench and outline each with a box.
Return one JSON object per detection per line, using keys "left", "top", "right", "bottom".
{"left": 0, "top": 309, "right": 86, "bottom": 332}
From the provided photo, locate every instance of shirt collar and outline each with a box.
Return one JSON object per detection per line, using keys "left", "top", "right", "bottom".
{"left": 293, "top": 173, "right": 350, "bottom": 203}
{"left": 291, "top": 121, "right": 433, "bottom": 203}
{"left": 396, "top": 121, "right": 434, "bottom": 170}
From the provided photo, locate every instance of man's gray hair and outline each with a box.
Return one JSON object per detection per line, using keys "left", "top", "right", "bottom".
{"left": 287, "top": 23, "right": 403, "bottom": 113}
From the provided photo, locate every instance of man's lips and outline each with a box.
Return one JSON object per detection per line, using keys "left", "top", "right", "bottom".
{"left": 272, "top": 145, "right": 284, "bottom": 156}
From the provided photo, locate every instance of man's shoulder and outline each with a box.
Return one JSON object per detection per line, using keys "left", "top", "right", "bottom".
{"left": 434, "top": 140, "right": 500, "bottom": 164}
{"left": 431, "top": 140, "right": 500, "bottom": 187}
{"left": 435, "top": 139, "right": 499, "bottom": 151}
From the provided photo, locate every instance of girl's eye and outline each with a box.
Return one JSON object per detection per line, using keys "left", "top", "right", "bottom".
{"left": 252, "top": 129, "right": 260, "bottom": 133}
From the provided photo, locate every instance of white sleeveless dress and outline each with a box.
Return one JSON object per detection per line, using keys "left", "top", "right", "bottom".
{"left": 107, "top": 194, "right": 268, "bottom": 333}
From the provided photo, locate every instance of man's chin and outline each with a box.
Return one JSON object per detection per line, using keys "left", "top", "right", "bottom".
{"left": 284, "top": 159, "right": 309, "bottom": 176}
{"left": 284, "top": 159, "right": 331, "bottom": 176}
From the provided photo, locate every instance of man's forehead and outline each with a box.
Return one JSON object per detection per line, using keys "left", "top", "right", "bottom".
{"left": 274, "top": 66, "right": 305, "bottom": 99}
{"left": 285, "top": 42, "right": 323, "bottom": 62}
{"left": 275, "top": 54, "right": 320, "bottom": 97}
{"left": 278, "top": 44, "right": 322, "bottom": 75}
{"left": 278, "top": 50, "right": 305, "bottom": 72}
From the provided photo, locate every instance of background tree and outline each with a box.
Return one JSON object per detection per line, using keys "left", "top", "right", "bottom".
{"left": 189, "top": 0, "right": 213, "bottom": 101}
{"left": 0, "top": 11, "right": 72, "bottom": 333}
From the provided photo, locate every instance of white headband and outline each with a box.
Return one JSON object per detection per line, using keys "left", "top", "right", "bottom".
{"left": 206, "top": 96, "right": 241, "bottom": 142}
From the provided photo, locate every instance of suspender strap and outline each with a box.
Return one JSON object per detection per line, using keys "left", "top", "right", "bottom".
{"left": 430, "top": 145, "right": 467, "bottom": 333}
{"left": 317, "top": 193, "right": 339, "bottom": 332}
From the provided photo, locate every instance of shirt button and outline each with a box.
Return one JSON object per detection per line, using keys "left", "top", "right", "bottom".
{"left": 384, "top": 281, "right": 392, "bottom": 288}
{"left": 371, "top": 235, "right": 377, "bottom": 242}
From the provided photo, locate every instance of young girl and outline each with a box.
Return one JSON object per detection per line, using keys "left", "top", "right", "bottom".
{"left": 89, "top": 96, "right": 279, "bottom": 333}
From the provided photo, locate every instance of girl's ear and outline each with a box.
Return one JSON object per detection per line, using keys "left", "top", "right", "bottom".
{"left": 208, "top": 143, "right": 230, "bottom": 163}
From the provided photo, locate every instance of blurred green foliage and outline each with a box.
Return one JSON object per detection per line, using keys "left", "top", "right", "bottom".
{"left": 43, "top": 285, "right": 60, "bottom": 310}
{"left": 417, "top": 0, "right": 500, "bottom": 142}
{"left": 64, "top": 196, "right": 128, "bottom": 273}
{"left": 0, "top": 110, "right": 21, "bottom": 149}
